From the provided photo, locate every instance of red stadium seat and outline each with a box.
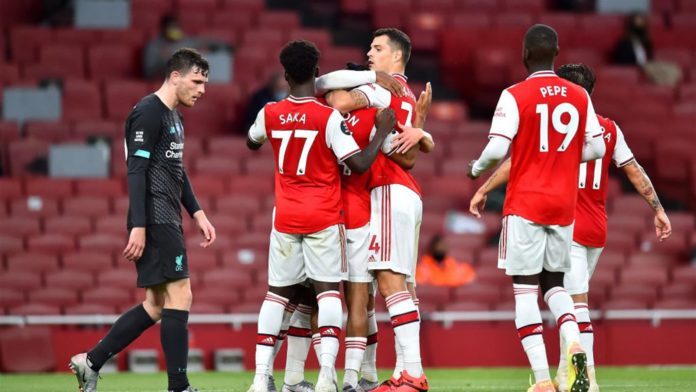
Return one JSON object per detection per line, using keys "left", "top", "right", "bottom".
{"left": 288, "top": 29, "right": 332, "bottom": 52}
{"left": 476, "top": 247, "right": 500, "bottom": 266}
{"left": 0, "top": 216, "right": 41, "bottom": 236}
{"left": 45, "top": 270, "right": 94, "bottom": 291}
{"left": 610, "top": 285, "right": 659, "bottom": 303}
{"left": 65, "top": 303, "right": 117, "bottom": 315}
{"left": 44, "top": 216, "right": 92, "bottom": 236}
{"left": 80, "top": 234, "right": 126, "bottom": 254}
{"left": 211, "top": 10, "right": 256, "bottom": 33}
{"left": 257, "top": 11, "right": 301, "bottom": 31}
{"left": 442, "top": 301, "right": 491, "bottom": 311}
{"left": 9, "top": 303, "right": 61, "bottom": 316}
{"left": 192, "top": 156, "right": 242, "bottom": 177}
{"left": 29, "top": 287, "right": 79, "bottom": 307}
{"left": 25, "top": 178, "right": 73, "bottom": 198}
{"left": 95, "top": 215, "right": 127, "bottom": 235}
{"left": 73, "top": 120, "right": 123, "bottom": 139}
{"left": 221, "top": 248, "right": 267, "bottom": 273}
{"left": 620, "top": 267, "right": 670, "bottom": 286}
{"left": 501, "top": 0, "right": 544, "bottom": 12}
{"left": 201, "top": 269, "right": 255, "bottom": 289}
{"left": 0, "top": 271, "right": 42, "bottom": 291}
{"left": 452, "top": 283, "right": 501, "bottom": 306}
{"left": 9, "top": 26, "right": 52, "bottom": 64}
{"left": 186, "top": 248, "right": 220, "bottom": 270}
{"left": 0, "top": 235, "right": 25, "bottom": 255}
{"left": 63, "top": 196, "right": 111, "bottom": 217}
{"left": 0, "top": 289, "right": 25, "bottom": 308}
{"left": 190, "top": 302, "right": 227, "bottom": 313}
{"left": 82, "top": 287, "right": 133, "bottom": 308}
{"left": 214, "top": 194, "right": 262, "bottom": 215}
{"left": 652, "top": 298, "right": 696, "bottom": 309}
{"left": 98, "top": 269, "right": 137, "bottom": 290}
{"left": 195, "top": 287, "right": 244, "bottom": 308}
{"left": 63, "top": 251, "right": 115, "bottom": 273}
{"left": 627, "top": 252, "right": 679, "bottom": 268}
{"left": 493, "top": 13, "right": 533, "bottom": 28}
{"left": 52, "top": 28, "right": 100, "bottom": 46}
{"left": 62, "top": 80, "right": 103, "bottom": 121}
{"left": 75, "top": 178, "right": 124, "bottom": 197}
{"left": 10, "top": 196, "right": 60, "bottom": 218}
{"left": 100, "top": 29, "right": 146, "bottom": 47}
{"left": 7, "top": 139, "right": 49, "bottom": 176}
{"left": 473, "top": 266, "right": 510, "bottom": 286}
{"left": 671, "top": 265, "right": 696, "bottom": 285}
{"left": 207, "top": 136, "right": 253, "bottom": 157}
{"left": 27, "top": 233, "right": 76, "bottom": 254}
{"left": 104, "top": 81, "right": 149, "bottom": 120}
{"left": 188, "top": 175, "right": 227, "bottom": 197}
{"left": 229, "top": 176, "right": 274, "bottom": 196}
{"left": 88, "top": 44, "right": 139, "bottom": 80}
{"left": 39, "top": 44, "right": 86, "bottom": 79}
{"left": 24, "top": 121, "right": 72, "bottom": 141}
{"left": 0, "top": 178, "right": 22, "bottom": 200}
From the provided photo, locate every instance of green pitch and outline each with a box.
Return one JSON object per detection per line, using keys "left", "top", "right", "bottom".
{"left": 1, "top": 367, "right": 695, "bottom": 391}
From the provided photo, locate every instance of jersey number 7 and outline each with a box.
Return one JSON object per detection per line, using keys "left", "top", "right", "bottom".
{"left": 271, "top": 130, "right": 318, "bottom": 176}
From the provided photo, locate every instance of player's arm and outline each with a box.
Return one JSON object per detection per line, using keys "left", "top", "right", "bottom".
{"left": 467, "top": 90, "right": 517, "bottom": 179}
{"left": 469, "top": 158, "right": 511, "bottom": 218}
{"left": 614, "top": 126, "right": 671, "bottom": 241}
{"left": 387, "top": 145, "right": 418, "bottom": 170}
{"left": 181, "top": 172, "right": 216, "bottom": 248}
{"left": 246, "top": 106, "right": 268, "bottom": 151}
{"left": 581, "top": 93, "right": 606, "bottom": 162}
{"left": 316, "top": 70, "right": 404, "bottom": 97}
{"left": 326, "top": 83, "right": 392, "bottom": 114}
{"left": 123, "top": 108, "right": 160, "bottom": 262}
{"left": 392, "top": 82, "right": 435, "bottom": 154}
{"left": 342, "top": 109, "right": 396, "bottom": 174}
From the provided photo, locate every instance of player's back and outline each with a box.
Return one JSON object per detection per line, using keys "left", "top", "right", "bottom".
{"left": 262, "top": 96, "right": 352, "bottom": 234}
{"left": 341, "top": 107, "right": 377, "bottom": 230}
{"left": 367, "top": 74, "right": 421, "bottom": 195}
{"left": 574, "top": 114, "right": 634, "bottom": 247}
{"left": 503, "top": 71, "right": 594, "bottom": 226}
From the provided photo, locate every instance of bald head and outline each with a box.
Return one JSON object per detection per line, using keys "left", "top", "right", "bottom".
{"left": 523, "top": 24, "right": 559, "bottom": 71}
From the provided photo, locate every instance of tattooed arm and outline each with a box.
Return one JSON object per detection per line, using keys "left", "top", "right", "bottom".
{"left": 469, "top": 158, "right": 511, "bottom": 218}
{"left": 621, "top": 159, "right": 672, "bottom": 241}
{"left": 325, "top": 89, "right": 370, "bottom": 114}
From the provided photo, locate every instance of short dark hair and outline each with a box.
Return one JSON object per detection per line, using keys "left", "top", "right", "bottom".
{"left": 374, "top": 28, "right": 411, "bottom": 64}
{"left": 165, "top": 48, "right": 209, "bottom": 79}
{"left": 279, "top": 40, "right": 320, "bottom": 84}
{"left": 557, "top": 63, "right": 596, "bottom": 94}
{"left": 523, "top": 24, "right": 558, "bottom": 61}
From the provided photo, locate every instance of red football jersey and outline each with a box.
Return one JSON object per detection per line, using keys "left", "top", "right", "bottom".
{"left": 490, "top": 70, "right": 603, "bottom": 226}
{"left": 574, "top": 115, "right": 634, "bottom": 247}
{"left": 341, "top": 107, "right": 377, "bottom": 229}
{"left": 353, "top": 73, "right": 422, "bottom": 196}
{"left": 248, "top": 95, "right": 361, "bottom": 234}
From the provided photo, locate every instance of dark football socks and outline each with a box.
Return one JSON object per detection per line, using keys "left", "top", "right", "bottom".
{"left": 87, "top": 303, "right": 156, "bottom": 372}
{"left": 161, "top": 308, "right": 190, "bottom": 392}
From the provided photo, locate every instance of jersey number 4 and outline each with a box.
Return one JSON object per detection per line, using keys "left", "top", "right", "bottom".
{"left": 271, "top": 130, "right": 318, "bottom": 176}
{"left": 536, "top": 103, "right": 579, "bottom": 152}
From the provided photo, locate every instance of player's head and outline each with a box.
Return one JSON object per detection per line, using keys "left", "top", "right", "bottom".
{"left": 522, "top": 24, "right": 559, "bottom": 72}
{"left": 368, "top": 28, "right": 411, "bottom": 73}
{"left": 279, "top": 40, "right": 320, "bottom": 87}
{"left": 165, "top": 48, "right": 209, "bottom": 107}
{"left": 557, "top": 63, "right": 596, "bottom": 95}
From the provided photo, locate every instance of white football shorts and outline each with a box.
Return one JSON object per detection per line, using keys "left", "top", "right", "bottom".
{"left": 268, "top": 223, "right": 347, "bottom": 287}
{"left": 367, "top": 184, "right": 422, "bottom": 283}
{"left": 497, "top": 215, "right": 574, "bottom": 276}
{"left": 565, "top": 241, "right": 604, "bottom": 295}
{"left": 344, "top": 223, "right": 374, "bottom": 283}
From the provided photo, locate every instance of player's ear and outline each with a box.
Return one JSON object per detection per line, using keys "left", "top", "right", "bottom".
{"left": 554, "top": 46, "right": 560, "bottom": 58}
{"left": 284, "top": 72, "right": 289, "bottom": 83}
{"left": 314, "top": 66, "right": 319, "bottom": 78}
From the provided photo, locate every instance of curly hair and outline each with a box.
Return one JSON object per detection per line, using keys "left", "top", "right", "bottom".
{"left": 279, "top": 40, "right": 320, "bottom": 84}
{"left": 557, "top": 63, "right": 596, "bottom": 94}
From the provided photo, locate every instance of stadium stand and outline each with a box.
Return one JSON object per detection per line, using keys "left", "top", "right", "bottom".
{"left": 0, "top": 0, "right": 695, "bottom": 372}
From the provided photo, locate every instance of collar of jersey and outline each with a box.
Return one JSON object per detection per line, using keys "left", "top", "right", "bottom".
{"left": 288, "top": 95, "right": 319, "bottom": 103}
{"left": 526, "top": 70, "right": 557, "bottom": 79}
{"left": 392, "top": 73, "right": 408, "bottom": 82}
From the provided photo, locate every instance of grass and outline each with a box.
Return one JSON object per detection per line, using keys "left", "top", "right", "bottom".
{"left": 1, "top": 367, "right": 695, "bottom": 391}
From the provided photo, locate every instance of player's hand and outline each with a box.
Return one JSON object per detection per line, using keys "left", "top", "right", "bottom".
{"left": 469, "top": 189, "right": 487, "bottom": 219}
{"left": 375, "top": 108, "right": 396, "bottom": 139}
{"left": 654, "top": 209, "right": 672, "bottom": 242}
{"left": 392, "top": 122, "right": 424, "bottom": 154}
{"left": 194, "top": 210, "right": 216, "bottom": 248}
{"left": 123, "top": 227, "right": 146, "bottom": 262}
{"left": 467, "top": 160, "right": 479, "bottom": 179}
{"left": 375, "top": 71, "right": 405, "bottom": 97}
{"left": 415, "top": 82, "right": 432, "bottom": 124}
